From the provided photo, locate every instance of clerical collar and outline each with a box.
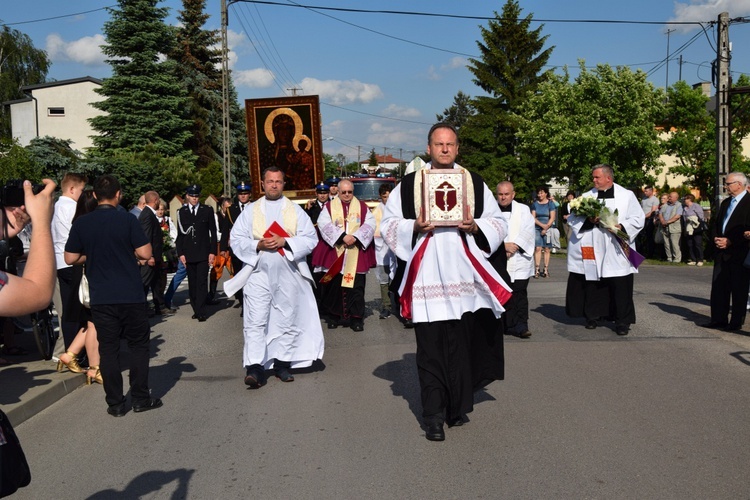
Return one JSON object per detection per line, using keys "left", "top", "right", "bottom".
{"left": 597, "top": 187, "right": 614, "bottom": 199}
{"left": 499, "top": 204, "right": 512, "bottom": 212}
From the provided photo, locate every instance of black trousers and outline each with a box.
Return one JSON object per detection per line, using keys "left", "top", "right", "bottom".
{"left": 142, "top": 264, "right": 165, "bottom": 311}
{"left": 91, "top": 303, "right": 151, "bottom": 407}
{"left": 56, "top": 267, "right": 82, "bottom": 349}
{"left": 503, "top": 278, "right": 529, "bottom": 334}
{"left": 566, "top": 272, "right": 636, "bottom": 326}
{"left": 710, "top": 257, "right": 750, "bottom": 327}
{"left": 186, "top": 260, "right": 209, "bottom": 316}
{"left": 415, "top": 311, "right": 503, "bottom": 423}
{"left": 321, "top": 273, "right": 366, "bottom": 321}
{"left": 229, "top": 250, "right": 244, "bottom": 301}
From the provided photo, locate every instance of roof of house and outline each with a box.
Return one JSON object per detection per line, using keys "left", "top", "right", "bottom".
{"left": 360, "top": 154, "right": 404, "bottom": 165}
{"left": 20, "top": 76, "right": 103, "bottom": 92}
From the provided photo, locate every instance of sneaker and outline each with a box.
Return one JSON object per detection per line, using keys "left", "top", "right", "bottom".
{"left": 697, "top": 262, "right": 704, "bottom": 266}
{"left": 379, "top": 309, "right": 391, "bottom": 319}
{"left": 687, "top": 261, "right": 696, "bottom": 266}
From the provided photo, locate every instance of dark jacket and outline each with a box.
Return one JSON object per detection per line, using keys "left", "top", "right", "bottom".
{"left": 713, "top": 193, "right": 750, "bottom": 263}
{"left": 175, "top": 204, "right": 217, "bottom": 263}
{"left": 139, "top": 206, "right": 163, "bottom": 284}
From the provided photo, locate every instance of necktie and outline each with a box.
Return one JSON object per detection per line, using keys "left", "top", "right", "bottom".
{"left": 192, "top": 205, "right": 197, "bottom": 216}
{"left": 240, "top": 203, "right": 244, "bottom": 212}
{"left": 722, "top": 197, "right": 737, "bottom": 232}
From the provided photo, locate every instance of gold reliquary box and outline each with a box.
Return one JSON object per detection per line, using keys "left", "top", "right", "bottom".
{"left": 421, "top": 169, "right": 468, "bottom": 226}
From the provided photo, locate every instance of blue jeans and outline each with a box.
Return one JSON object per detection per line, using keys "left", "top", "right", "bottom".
{"left": 164, "top": 260, "right": 187, "bottom": 307}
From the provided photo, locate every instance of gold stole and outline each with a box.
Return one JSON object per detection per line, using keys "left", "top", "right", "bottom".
{"left": 252, "top": 198, "right": 298, "bottom": 240}
{"left": 414, "top": 166, "right": 475, "bottom": 219}
{"left": 330, "top": 197, "right": 362, "bottom": 288}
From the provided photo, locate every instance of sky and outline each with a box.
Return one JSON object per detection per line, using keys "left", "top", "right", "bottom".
{"left": 3, "top": 0, "right": 750, "bottom": 165}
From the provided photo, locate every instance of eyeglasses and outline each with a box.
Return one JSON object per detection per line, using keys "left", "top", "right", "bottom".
{"left": 339, "top": 190, "right": 353, "bottom": 194}
{"left": 724, "top": 181, "right": 740, "bottom": 187}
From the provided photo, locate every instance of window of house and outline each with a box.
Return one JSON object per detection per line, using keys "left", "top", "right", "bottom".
{"left": 47, "top": 107, "right": 65, "bottom": 117}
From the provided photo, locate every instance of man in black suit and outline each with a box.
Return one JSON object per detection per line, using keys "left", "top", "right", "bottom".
{"left": 220, "top": 181, "right": 252, "bottom": 309}
{"left": 704, "top": 172, "right": 750, "bottom": 331}
{"left": 305, "top": 182, "right": 330, "bottom": 303}
{"left": 176, "top": 184, "right": 217, "bottom": 322}
{"left": 138, "top": 190, "right": 167, "bottom": 315}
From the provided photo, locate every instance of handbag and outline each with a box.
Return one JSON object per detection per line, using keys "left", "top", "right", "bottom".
{"left": 696, "top": 219, "right": 709, "bottom": 234}
{"left": 654, "top": 227, "right": 664, "bottom": 244}
{"left": 78, "top": 267, "right": 91, "bottom": 308}
{"left": 0, "top": 409, "right": 32, "bottom": 497}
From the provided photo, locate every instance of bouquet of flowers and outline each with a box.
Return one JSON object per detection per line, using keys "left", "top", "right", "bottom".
{"left": 569, "top": 195, "right": 645, "bottom": 268}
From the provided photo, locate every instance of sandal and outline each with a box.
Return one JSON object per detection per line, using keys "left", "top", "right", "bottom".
{"left": 2, "top": 346, "right": 29, "bottom": 356}
{"left": 534, "top": 267, "right": 540, "bottom": 279}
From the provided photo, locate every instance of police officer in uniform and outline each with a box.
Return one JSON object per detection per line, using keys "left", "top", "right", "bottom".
{"left": 326, "top": 177, "right": 340, "bottom": 199}
{"left": 176, "top": 184, "right": 217, "bottom": 322}
{"left": 220, "top": 181, "right": 252, "bottom": 311}
{"left": 306, "top": 182, "right": 330, "bottom": 227}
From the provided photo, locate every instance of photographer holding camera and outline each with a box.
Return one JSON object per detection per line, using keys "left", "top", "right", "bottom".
{"left": 0, "top": 179, "right": 57, "bottom": 317}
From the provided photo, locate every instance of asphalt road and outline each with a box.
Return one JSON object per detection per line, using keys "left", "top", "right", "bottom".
{"left": 11, "top": 256, "right": 750, "bottom": 499}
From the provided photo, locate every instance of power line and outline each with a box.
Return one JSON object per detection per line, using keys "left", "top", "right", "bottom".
{"left": 2, "top": 7, "right": 114, "bottom": 26}
{"left": 235, "top": 1, "right": 710, "bottom": 26}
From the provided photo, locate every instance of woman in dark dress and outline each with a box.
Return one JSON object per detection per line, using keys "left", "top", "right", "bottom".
{"left": 57, "top": 190, "right": 102, "bottom": 384}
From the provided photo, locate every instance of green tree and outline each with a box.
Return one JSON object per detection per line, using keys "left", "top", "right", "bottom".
{"left": 90, "top": 0, "right": 193, "bottom": 159}
{"left": 0, "top": 138, "right": 40, "bottom": 182}
{"left": 436, "top": 90, "right": 475, "bottom": 130}
{"left": 0, "top": 24, "right": 50, "bottom": 139}
{"left": 517, "top": 63, "right": 665, "bottom": 193}
{"left": 460, "top": 0, "right": 554, "bottom": 198}
{"left": 25, "top": 136, "right": 82, "bottom": 182}
{"left": 81, "top": 146, "right": 197, "bottom": 206}
{"left": 660, "top": 80, "right": 714, "bottom": 198}
{"left": 368, "top": 149, "right": 378, "bottom": 167}
{"left": 169, "top": 0, "right": 222, "bottom": 170}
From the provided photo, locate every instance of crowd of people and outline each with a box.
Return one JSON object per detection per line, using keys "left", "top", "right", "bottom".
{"left": 3, "top": 122, "right": 750, "bottom": 443}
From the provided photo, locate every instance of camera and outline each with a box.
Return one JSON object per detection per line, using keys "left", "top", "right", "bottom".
{"left": 1, "top": 179, "right": 44, "bottom": 207}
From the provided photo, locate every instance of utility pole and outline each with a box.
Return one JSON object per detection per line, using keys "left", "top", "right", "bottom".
{"left": 679, "top": 55, "right": 683, "bottom": 82}
{"left": 220, "top": 0, "right": 233, "bottom": 198}
{"left": 287, "top": 87, "right": 302, "bottom": 96}
{"left": 666, "top": 28, "right": 675, "bottom": 90}
{"left": 715, "top": 11, "right": 731, "bottom": 203}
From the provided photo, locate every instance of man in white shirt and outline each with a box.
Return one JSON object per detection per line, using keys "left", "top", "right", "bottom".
{"left": 51, "top": 172, "right": 88, "bottom": 349}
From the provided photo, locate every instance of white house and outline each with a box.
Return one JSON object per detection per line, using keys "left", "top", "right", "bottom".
{"left": 5, "top": 76, "right": 104, "bottom": 152}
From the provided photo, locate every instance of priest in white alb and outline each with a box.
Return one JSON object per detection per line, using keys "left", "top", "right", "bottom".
{"left": 565, "top": 164, "right": 645, "bottom": 336}
{"left": 226, "top": 166, "right": 324, "bottom": 388}
{"left": 381, "top": 123, "right": 512, "bottom": 442}
{"left": 495, "top": 181, "right": 536, "bottom": 338}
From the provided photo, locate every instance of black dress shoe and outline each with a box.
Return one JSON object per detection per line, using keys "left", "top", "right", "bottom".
{"left": 519, "top": 330, "right": 532, "bottom": 338}
{"left": 351, "top": 321, "right": 364, "bottom": 332}
{"left": 107, "top": 403, "right": 128, "bottom": 417}
{"left": 379, "top": 309, "right": 391, "bottom": 319}
{"left": 585, "top": 320, "right": 597, "bottom": 330}
{"left": 726, "top": 324, "right": 742, "bottom": 331}
{"left": 327, "top": 320, "right": 338, "bottom": 329}
{"left": 615, "top": 324, "right": 630, "bottom": 336}
{"left": 446, "top": 416, "right": 464, "bottom": 427}
{"left": 425, "top": 422, "right": 445, "bottom": 441}
{"left": 132, "top": 398, "right": 163, "bottom": 413}
{"left": 196, "top": 315, "right": 207, "bottom": 322}
{"left": 244, "top": 367, "right": 266, "bottom": 389}
{"left": 701, "top": 322, "right": 728, "bottom": 329}
{"left": 275, "top": 368, "right": 295, "bottom": 382}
